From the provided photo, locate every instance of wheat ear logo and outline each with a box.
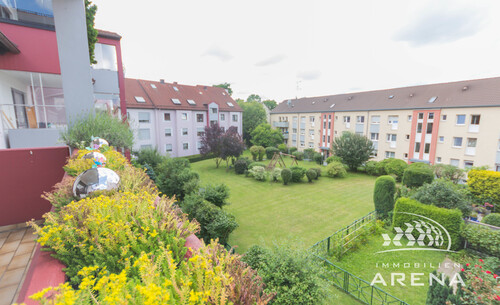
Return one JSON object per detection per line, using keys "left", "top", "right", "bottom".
{"left": 376, "top": 212, "right": 454, "bottom": 254}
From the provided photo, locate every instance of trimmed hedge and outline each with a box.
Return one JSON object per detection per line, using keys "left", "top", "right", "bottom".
{"left": 265, "top": 147, "right": 280, "bottom": 160}
{"left": 313, "top": 153, "right": 323, "bottom": 165}
{"left": 185, "top": 154, "right": 213, "bottom": 163}
{"left": 393, "top": 198, "right": 463, "bottom": 251}
{"left": 292, "top": 151, "right": 304, "bottom": 161}
{"left": 312, "top": 167, "right": 321, "bottom": 179}
{"left": 461, "top": 224, "right": 500, "bottom": 257}
{"left": 326, "top": 155, "right": 342, "bottom": 164}
{"left": 482, "top": 213, "right": 500, "bottom": 227}
{"left": 385, "top": 159, "right": 408, "bottom": 182}
{"left": 402, "top": 164, "right": 434, "bottom": 188}
{"left": 234, "top": 159, "right": 248, "bottom": 174}
{"left": 277, "top": 143, "right": 287, "bottom": 153}
{"left": 325, "top": 161, "right": 347, "bottom": 178}
{"left": 373, "top": 175, "right": 396, "bottom": 218}
{"left": 288, "top": 147, "right": 298, "bottom": 154}
{"left": 248, "top": 162, "right": 266, "bottom": 171}
{"left": 290, "top": 166, "right": 306, "bottom": 182}
{"left": 281, "top": 168, "right": 292, "bottom": 185}
{"left": 365, "top": 161, "right": 378, "bottom": 176}
{"left": 306, "top": 168, "right": 317, "bottom": 182}
{"left": 250, "top": 146, "right": 265, "bottom": 161}
{"left": 467, "top": 170, "right": 500, "bottom": 210}
{"left": 303, "top": 148, "right": 316, "bottom": 160}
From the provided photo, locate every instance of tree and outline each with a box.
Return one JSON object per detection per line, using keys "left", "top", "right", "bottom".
{"left": 85, "top": 0, "right": 98, "bottom": 64}
{"left": 156, "top": 158, "right": 199, "bottom": 201}
{"left": 235, "top": 98, "right": 244, "bottom": 103}
{"left": 373, "top": 175, "right": 396, "bottom": 218}
{"left": 246, "top": 94, "right": 262, "bottom": 103}
{"left": 250, "top": 123, "right": 283, "bottom": 147}
{"left": 213, "top": 83, "right": 233, "bottom": 96}
{"left": 199, "top": 123, "right": 225, "bottom": 168}
{"left": 220, "top": 126, "right": 245, "bottom": 170}
{"left": 237, "top": 101, "right": 267, "bottom": 145}
{"left": 331, "top": 132, "right": 374, "bottom": 171}
{"left": 262, "top": 99, "right": 277, "bottom": 110}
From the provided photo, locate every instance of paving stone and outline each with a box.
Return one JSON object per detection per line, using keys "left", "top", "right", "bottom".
{"left": 7, "top": 253, "right": 31, "bottom": 271}
{"left": 5, "top": 230, "right": 25, "bottom": 243}
{"left": 21, "top": 230, "right": 37, "bottom": 243}
{"left": 0, "top": 284, "right": 17, "bottom": 305}
{"left": 0, "top": 252, "right": 14, "bottom": 268}
{"left": 0, "top": 224, "right": 19, "bottom": 233}
{"left": 0, "top": 266, "right": 6, "bottom": 278}
{"left": 0, "top": 240, "right": 21, "bottom": 255}
{"left": 15, "top": 242, "right": 35, "bottom": 256}
{"left": 0, "top": 268, "right": 24, "bottom": 288}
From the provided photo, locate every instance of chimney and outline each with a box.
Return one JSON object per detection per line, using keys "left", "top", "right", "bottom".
{"left": 160, "top": 79, "right": 165, "bottom": 84}
{"left": 173, "top": 81, "right": 178, "bottom": 85}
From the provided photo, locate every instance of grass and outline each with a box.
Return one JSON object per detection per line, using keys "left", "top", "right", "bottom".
{"left": 329, "top": 229, "right": 448, "bottom": 305}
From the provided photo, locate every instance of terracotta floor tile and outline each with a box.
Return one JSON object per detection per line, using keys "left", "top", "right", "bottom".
{"left": 0, "top": 238, "right": 6, "bottom": 249}
{"left": 21, "top": 231, "right": 37, "bottom": 243}
{"left": 0, "top": 240, "right": 21, "bottom": 255}
{"left": 7, "top": 253, "right": 31, "bottom": 271}
{"left": 0, "top": 266, "right": 5, "bottom": 278}
{"left": 15, "top": 242, "right": 35, "bottom": 256}
{"left": 0, "top": 252, "right": 14, "bottom": 267}
{"left": 0, "top": 268, "right": 24, "bottom": 288}
{"left": 5, "top": 230, "right": 25, "bottom": 243}
{"left": 0, "top": 224, "right": 19, "bottom": 232}
{"left": 0, "top": 284, "right": 17, "bottom": 305}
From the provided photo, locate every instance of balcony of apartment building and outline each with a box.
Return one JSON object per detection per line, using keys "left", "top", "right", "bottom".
{"left": 273, "top": 121, "right": 289, "bottom": 128}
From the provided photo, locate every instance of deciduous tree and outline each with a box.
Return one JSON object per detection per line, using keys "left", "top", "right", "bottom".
{"left": 250, "top": 123, "right": 283, "bottom": 147}
{"left": 237, "top": 101, "right": 267, "bottom": 145}
{"left": 263, "top": 99, "right": 277, "bottom": 110}
{"left": 331, "top": 132, "right": 374, "bottom": 171}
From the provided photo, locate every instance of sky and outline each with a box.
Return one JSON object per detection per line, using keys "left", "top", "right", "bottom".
{"left": 92, "top": 0, "right": 500, "bottom": 103}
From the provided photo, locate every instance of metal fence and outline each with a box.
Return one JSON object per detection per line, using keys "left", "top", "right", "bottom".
{"left": 310, "top": 211, "right": 409, "bottom": 305}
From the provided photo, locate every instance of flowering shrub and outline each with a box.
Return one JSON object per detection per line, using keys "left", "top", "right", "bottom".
{"left": 460, "top": 259, "right": 500, "bottom": 304}
{"left": 249, "top": 166, "right": 267, "bottom": 181}
{"left": 64, "top": 148, "right": 128, "bottom": 176}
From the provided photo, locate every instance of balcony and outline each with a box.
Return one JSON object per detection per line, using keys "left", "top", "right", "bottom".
{"left": 283, "top": 133, "right": 289, "bottom": 139}
{"left": 273, "top": 121, "right": 289, "bottom": 128}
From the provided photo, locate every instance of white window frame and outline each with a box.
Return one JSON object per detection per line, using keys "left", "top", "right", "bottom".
{"left": 181, "top": 113, "right": 188, "bottom": 120}
{"left": 452, "top": 137, "right": 463, "bottom": 148}
{"left": 456, "top": 114, "right": 466, "bottom": 125}
{"left": 165, "top": 128, "right": 172, "bottom": 137}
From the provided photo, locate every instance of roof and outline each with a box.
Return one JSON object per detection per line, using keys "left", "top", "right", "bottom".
{"left": 272, "top": 77, "right": 500, "bottom": 114}
{"left": 97, "top": 29, "right": 121, "bottom": 40}
{"left": 0, "top": 30, "right": 20, "bottom": 54}
{"left": 125, "top": 78, "right": 242, "bottom": 112}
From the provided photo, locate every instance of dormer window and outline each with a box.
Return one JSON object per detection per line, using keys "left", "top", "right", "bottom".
{"left": 171, "top": 98, "right": 181, "bottom": 105}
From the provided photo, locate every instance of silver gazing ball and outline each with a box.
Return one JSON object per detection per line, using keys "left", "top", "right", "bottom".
{"left": 73, "top": 168, "right": 120, "bottom": 198}
{"left": 91, "top": 138, "right": 109, "bottom": 149}
{"left": 82, "top": 152, "right": 107, "bottom": 167}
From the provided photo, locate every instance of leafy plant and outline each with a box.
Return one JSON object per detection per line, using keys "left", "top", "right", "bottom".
{"left": 384, "top": 158, "right": 408, "bottom": 182}
{"left": 313, "top": 152, "right": 323, "bottom": 165}
{"left": 303, "top": 148, "right": 316, "bottom": 160}
{"left": 325, "top": 161, "right": 347, "bottom": 178}
{"left": 200, "top": 184, "right": 230, "bottom": 208}
{"left": 277, "top": 143, "right": 287, "bottom": 153}
{"left": 290, "top": 166, "right": 306, "bottom": 182}
{"left": 234, "top": 158, "right": 249, "bottom": 175}
{"left": 135, "top": 147, "right": 165, "bottom": 170}
{"left": 411, "top": 179, "right": 471, "bottom": 216}
{"left": 306, "top": 168, "right": 317, "bottom": 182}
{"left": 482, "top": 213, "right": 500, "bottom": 227}
{"left": 373, "top": 175, "right": 396, "bottom": 218}
{"left": 402, "top": 163, "right": 434, "bottom": 188}
{"left": 467, "top": 170, "right": 500, "bottom": 210}
{"left": 365, "top": 160, "right": 378, "bottom": 176}
{"left": 250, "top": 146, "right": 265, "bottom": 161}
{"left": 250, "top": 124, "right": 283, "bottom": 148}
{"left": 312, "top": 167, "right": 321, "bottom": 179}
{"left": 433, "top": 164, "right": 465, "bottom": 183}
{"left": 330, "top": 132, "right": 374, "bottom": 170}
{"left": 249, "top": 166, "right": 267, "bottom": 181}
{"left": 156, "top": 158, "right": 199, "bottom": 201}
{"left": 461, "top": 225, "right": 500, "bottom": 257}
{"left": 281, "top": 168, "right": 292, "bottom": 185}
{"left": 326, "top": 155, "right": 342, "bottom": 164}
{"left": 265, "top": 147, "right": 280, "bottom": 160}
{"left": 292, "top": 151, "right": 304, "bottom": 161}
{"left": 271, "top": 168, "right": 282, "bottom": 182}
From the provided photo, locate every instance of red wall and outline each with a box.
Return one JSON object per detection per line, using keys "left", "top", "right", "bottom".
{"left": 0, "top": 23, "right": 61, "bottom": 74}
{"left": 0, "top": 146, "right": 69, "bottom": 226}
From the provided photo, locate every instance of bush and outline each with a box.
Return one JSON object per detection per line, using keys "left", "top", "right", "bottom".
{"left": 467, "top": 170, "right": 500, "bottom": 210}
{"left": 249, "top": 166, "right": 267, "bottom": 181}
{"left": 411, "top": 179, "right": 471, "bottom": 216}
{"left": 292, "top": 151, "right": 304, "bottom": 161}
{"left": 249, "top": 145, "right": 261, "bottom": 161}
{"left": 156, "top": 158, "right": 200, "bottom": 201}
{"left": 142, "top": 163, "right": 157, "bottom": 183}
{"left": 384, "top": 158, "right": 408, "bottom": 182}
{"left": 365, "top": 160, "right": 378, "bottom": 176}
{"left": 306, "top": 168, "right": 317, "bottom": 182}
{"left": 313, "top": 153, "right": 323, "bottom": 165}
{"left": 281, "top": 168, "right": 292, "bottom": 185}
{"left": 461, "top": 224, "right": 500, "bottom": 257}
{"left": 326, "top": 155, "right": 342, "bottom": 164}
{"left": 303, "top": 148, "right": 316, "bottom": 160}
{"left": 290, "top": 166, "right": 306, "bottom": 182}
{"left": 60, "top": 112, "right": 134, "bottom": 149}
{"left": 402, "top": 164, "right": 434, "bottom": 188}
{"left": 277, "top": 143, "right": 287, "bottom": 153}
{"left": 373, "top": 176, "right": 396, "bottom": 218}
{"left": 234, "top": 159, "right": 248, "bottom": 174}
{"left": 184, "top": 154, "right": 212, "bottom": 163}
{"left": 288, "top": 147, "right": 297, "bottom": 154}
{"left": 242, "top": 245, "right": 269, "bottom": 270}
{"left": 248, "top": 162, "right": 266, "bottom": 171}
{"left": 393, "top": 198, "right": 463, "bottom": 251}
{"left": 330, "top": 131, "right": 374, "bottom": 170}
{"left": 325, "top": 161, "right": 347, "bottom": 178}
{"left": 135, "top": 147, "right": 164, "bottom": 170}
{"left": 271, "top": 168, "right": 282, "bottom": 182}
{"left": 433, "top": 164, "right": 465, "bottom": 183}
{"left": 482, "top": 213, "right": 500, "bottom": 227}
{"left": 200, "top": 184, "right": 230, "bottom": 208}
{"left": 312, "top": 167, "right": 321, "bottom": 179}
{"left": 375, "top": 158, "right": 392, "bottom": 176}
{"left": 265, "top": 147, "right": 280, "bottom": 159}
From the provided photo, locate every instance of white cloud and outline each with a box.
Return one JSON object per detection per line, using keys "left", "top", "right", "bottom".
{"left": 202, "top": 46, "right": 233, "bottom": 62}
{"left": 255, "top": 54, "right": 286, "bottom": 67}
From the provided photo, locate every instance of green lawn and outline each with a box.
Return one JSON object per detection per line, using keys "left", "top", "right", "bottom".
{"left": 191, "top": 154, "right": 376, "bottom": 253}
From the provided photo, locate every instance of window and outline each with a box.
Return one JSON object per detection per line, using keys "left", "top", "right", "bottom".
{"left": 182, "top": 113, "right": 188, "bottom": 120}
{"left": 456, "top": 115, "right": 466, "bottom": 125}
{"left": 164, "top": 113, "right": 171, "bottom": 121}
{"left": 93, "top": 43, "right": 118, "bottom": 71}
{"left": 404, "top": 153, "right": 408, "bottom": 159}
{"left": 171, "top": 98, "right": 181, "bottom": 105}
{"left": 310, "top": 116, "right": 315, "bottom": 123}
{"left": 386, "top": 134, "right": 397, "bottom": 142}
{"left": 467, "top": 138, "right": 477, "bottom": 148}
{"left": 187, "top": 99, "right": 196, "bottom": 105}
{"left": 165, "top": 128, "right": 172, "bottom": 137}
{"left": 439, "top": 136, "right": 444, "bottom": 143}
{"left": 150, "top": 84, "right": 156, "bottom": 89}
{"left": 405, "top": 134, "right": 410, "bottom": 140}
{"left": 408, "top": 115, "right": 412, "bottom": 121}
{"left": 227, "top": 102, "right": 234, "bottom": 107}
{"left": 428, "top": 112, "right": 434, "bottom": 120}
{"left": 183, "top": 143, "right": 189, "bottom": 150}
{"left": 415, "top": 142, "right": 421, "bottom": 153}
{"left": 442, "top": 115, "right": 447, "bottom": 121}
{"left": 232, "top": 114, "right": 238, "bottom": 122}
{"left": 140, "top": 145, "right": 152, "bottom": 150}
{"left": 453, "top": 137, "right": 463, "bottom": 147}
{"left": 197, "top": 141, "right": 202, "bottom": 149}
{"left": 197, "top": 114, "right": 204, "bottom": 122}
{"left": 166, "top": 144, "right": 172, "bottom": 152}
{"left": 496, "top": 164, "right": 500, "bottom": 172}
{"left": 370, "top": 133, "right": 379, "bottom": 141}
{"left": 424, "top": 143, "right": 430, "bottom": 154}
{"left": 450, "top": 159, "right": 459, "bottom": 167}
{"left": 357, "top": 116, "right": 365, "bottom": 123}
{"left": 138, "top": 128, "right": 150, "bottom": 140}
{"left": 300, "top": 141, "right": 305, "bottom": 147}
{"left": 182, "top": 128, "right": 188, "bottom": 136}
{"left": 464, "top": 161, "right": 474, "bottom": 169}
{"left": 388, "top": 116, "right": 399, "bottom": 124}
{"left": 173, "top": 86, "right": 179, "bottom": 92}
{"left": 220, "top": 113, "right": 225, "bottom": 121}
{"left": 309, "top": 129, "right": 315, "bottom": 135}
{"left": 418, "top": 113, "right": 424, "bottom": 120}
{"left": 371, "top": 116, "right": 380, "bottom": 124}
{"left": 328, "top": 136, "right": 331, "bottom": 143}
{"left": 437, "top": 157, "right": 442, "bottom": 163}
{"left": 470, "top": 115, "right": 480, "bottom": 125}
{"left": 426, "top": 122, "right": 433, "bottom": 134}
{"left": 385, "top": 151, "right": 395, "bottom": 158}
{"left": 197, "top": 128, "right": 205, "bottom": 137}
{"left": 300, "top": 129, "right": 305, "bottom": 135}
{"left": 135, "top": 96, "right": 146, "bottom": 103}
{"left": 211, "top": 108, "right": 217, "bottom": 114}
{"left": 343, "top": 116, "right": 350, "bottom": 123}
{"left": 293, "top": 128, "right": 297, "bottom": 133}
{"left": 126, "top": 112, "right": 130, "bottom": 119}
{"left": 138, "top": 112, "right": 150, "bottom": 123}
{"left": 417, "top": 123, "right": 423, "bottom": 133}
{"left": 308, "top": 142, "right": 314, "bottom": 148}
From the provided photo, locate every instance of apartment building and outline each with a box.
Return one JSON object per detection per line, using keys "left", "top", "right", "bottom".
{"left": 0, "top": 1, "right": 126, "bottom": 149}
{"left": 271, "top": 77, "right": 500, "bottom": 171}
{"left": 125, "top": 78, "right": 242, "bottom": 157}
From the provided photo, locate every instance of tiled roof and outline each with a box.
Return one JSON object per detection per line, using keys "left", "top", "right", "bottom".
{"left": 97, "top": 29, "right": 121, "bottom": 40}
{"left": 272, "top": 77, "right": 500, "bottom": 114}
{"left": 125, "top": 78, "right": 242, "bottom": 112}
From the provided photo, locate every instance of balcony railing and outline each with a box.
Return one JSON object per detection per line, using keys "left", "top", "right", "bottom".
{"left": 273, "top": 121, "right": 289, "bottom": 128}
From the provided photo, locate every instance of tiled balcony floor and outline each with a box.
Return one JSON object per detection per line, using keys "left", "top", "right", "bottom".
{"left": 0, "top": 225, "right": 37, "bottom": 305}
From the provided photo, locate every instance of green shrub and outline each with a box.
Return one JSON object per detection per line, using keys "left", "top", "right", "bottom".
{"left": 313, "top": 153, "right": 323, "bottom": 165}
{"left": 402, "top": 164, "right": 434, "bottom": 188}
{"left": 248, "top": 162, "right": 266, "bottom": 171}
{"left": 461, "top": 224, "right": 500, "bottom": 257}
{"left": 61, "top": 112, "right": 134, "bottom": 149}
{"left": 393, "top": 198, "right": 463, "bottom": 251}
{"left": 292, "top": 151, "right": 304, "bottom": 161}
{"left": 277, "top": 143, "right": 287, "bottom": 153}
{"left": 306, "top": 168, "right": 317, "bottom": 182}
{"left": 135, "top": 147, "right": 164, "bottom": 170}
{"left": 249, "top": 166, "right": 267, "bottom": 181}
{"left": 281, "top": 168, "right": 292, "bottom": 185}
{"left": 290, "top": 166, "right": 306, "bottom": 182}
{"left": 242, "top": 245, "right": 269, "bottom": 270}
{"left": 312, "top": 167, "right": 321, "bottom": 179}
{"left": 375, "top": 159, "right": 391, "bottom": 176}
{"left": 249, "top": 145, "right": 264, "bottom": 161}
{"left": 411, "top": 179, "right": 471, "bottom": 216}
{"left": 142, "top": 163, "right": 157, "bottom": 183}
{"left": 467, "top": 170, "right": 500, "bottom": 210}
{"left": 257, "top": 146, "right": 265, "bottom": 161}
{"left": 288, "top": 147, "right": 297, "bottom": 154}
{"left": 482, "top": 213, "right": 500, "bottom": 227}
{"left": 373, "top": 175, "right": 396, "bottom": 218}
{"left": 234, "top": 159, "right": 248, "bottom": 174}
{"left": 384, "top": 159, "right": 408, "bottom": 182}
{"left": 326, "top": 155, "right": 342, "bottom": 164}
{"left": 265, "top": 147, "right": 280, "bottom": 159}
{"left": 156, "top": 158, "right": 199, "bottom": 201}
{"left": 272, "top": 168, "right": 282, "bottom": 182}
{"left": 365, "top": 160, "right": 378, "bottom": 176}
{"left": 303, "top": 148, "right": 316, "bottom": 160}
{"left": 433, "top": 164, "right": 465, "bottom": 183}
{"left": 325, "top": 161, "right": 347, "bottom": 178}
{"left": 200, "top": 184, "right": 230, "bottom": 208}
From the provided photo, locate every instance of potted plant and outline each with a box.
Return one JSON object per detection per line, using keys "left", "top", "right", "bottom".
{"left": 469, "top": 213, "right": 478, "bottom": 221}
